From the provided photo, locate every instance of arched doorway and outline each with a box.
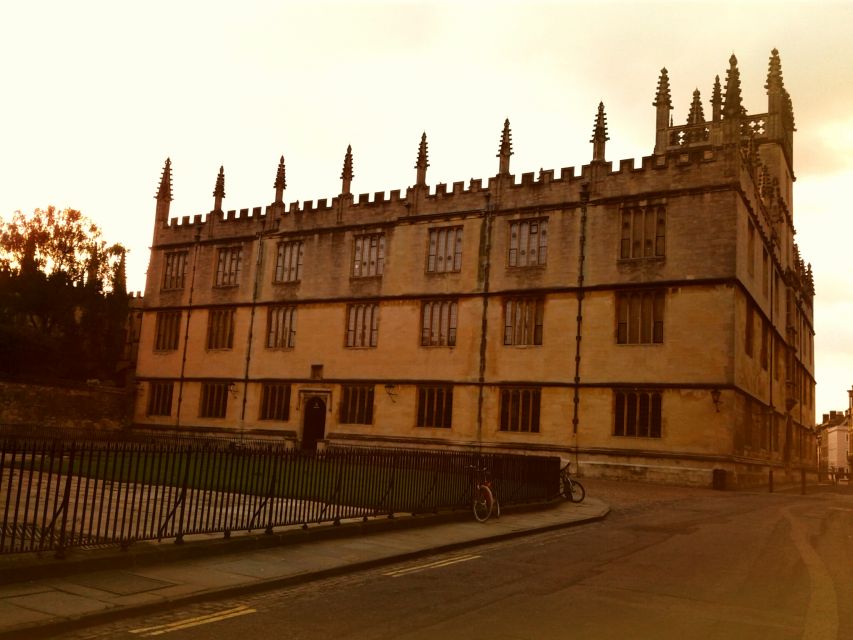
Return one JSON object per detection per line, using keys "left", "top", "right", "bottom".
{"left": 302, "top": 397, "right": 326, "bottom": 451}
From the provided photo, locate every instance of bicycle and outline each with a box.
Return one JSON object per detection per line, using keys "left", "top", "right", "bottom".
{"left": 559, "top": 461, "right": 585, "bottom": 503}
{"left": 469, "top": 465, "right": 500, "bottom": 522}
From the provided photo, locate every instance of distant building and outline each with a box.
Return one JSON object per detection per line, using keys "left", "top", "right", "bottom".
{"left": 133, "top": 50, "right": 816, "bottom": 487}
{"left": 817, "top": 387, "right": 853, "bottom": 477}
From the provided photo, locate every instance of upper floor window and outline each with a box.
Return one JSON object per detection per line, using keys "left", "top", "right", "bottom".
{"left": 215, "top": 246, "right": 242, "bottom": 286}
{"left": 504, "top": 297, "right": 544, "bottom": 346}
{"left": 267, "top": 306, "right": 296, "bottom": 349}
{"left": 207, "top": 308, "right": 235, "bottom": 350}
{"left": 427, "top": 226, "right": 463, "bottom": 273}
{"left": 154, "top": 311, "right": 181, "bottom": 351}
{"left": 147, "top": 381, "right": 174, "bottom": 416}
{"left": 417, "top": 386, "right": 453, "bottom": 428}
{"left": 614, "top": 389, "right": 662, "bottom": 438}
{"left": 616, "top": 290, "right": 664, "bottom": 344}
{"left": 620, "top": 206, "right": 665, "bottom": 260}
{"left": 346, "top": 303, "right": 379, "bottom": 348}
{"left": 274, "top": 240, "right": 303, "bottom": 283}
{"left": 499, "top": 387, "right": 541, "bottom": 433}
{"left": 508, "top": 219, "right": 547, "bottom": 267}
{"left": 352, "top": 234, "right": 385, "bottom": 278}
{"left": 421, "top": 300, "right": 457, "bottom": 347}
{"left": 162, "top": 251, "right": 188, "bottom": 290}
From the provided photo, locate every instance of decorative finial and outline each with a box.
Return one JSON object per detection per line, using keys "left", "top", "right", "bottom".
{"left": 652, "top": 68, "right": 672, "bottom": 109}
{"left": 273, "top": 155, "right": 286, "bottom": 205}
{"left": 213, "top": 165, "right": 225, "bottom": 198}
{"left": 341, "top": 144, "right": 354, "bottom": 195}
{"left": 765, "top": 48, "right": 784, "bottom": 94}
{"left": 497, "top": 119, "right": 513, "bottom": 174}
{"left": 687, "top": 88, "right": 705, "bottom": 125}
{"left": 711, "top": 75, "right": 722, "bottom": 122}
{"left": 591, "top": 102, "right": 609, "bottom": 162}
{"left": 156, "top": 157, "right": 173, "bottom": 202}
{"left": 415, "top": 132, "right": 429, "bottom": 186}
{"left": 213, "top": 165, "right": 225, "bottom": 212}
{"left": 722, "top": 54, "right": 745, "bottom": 119}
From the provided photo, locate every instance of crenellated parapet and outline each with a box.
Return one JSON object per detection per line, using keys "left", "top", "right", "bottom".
{"left": 150, "top": 50, "right": 798, "bottom": 252}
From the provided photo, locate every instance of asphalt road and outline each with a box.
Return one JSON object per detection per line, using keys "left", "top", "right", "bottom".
{"left": 57, "top": 480, "right": 853, "bottom": 640}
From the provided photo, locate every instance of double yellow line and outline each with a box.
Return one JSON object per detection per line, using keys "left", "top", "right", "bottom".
{"left": 129, "top": 605, "right": 256, "bottom": 636}
{"left": 383, "top": 554, "right": 481, "bottom": 578}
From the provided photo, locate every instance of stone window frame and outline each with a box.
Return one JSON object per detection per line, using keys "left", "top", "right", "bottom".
{"left": 619, "top": 205, "right": 665, "bottom": 261}
{"left": 416, "top": 385, "right": 453, "bottom": 429}
{"left": 273, "top": 240, "right": 304, "bottom": 283}
{"left": 266, "top": 305, "right": 296, "bottom": 349}
{"left": 162, "top": 251, "right": 188, "bottom": 290}
{"left": 352, "top": 233, "right": 385, "bottom": 278}
{"left": 214, "top": 246, "right": 242, "bottom": 287}
{"left": 199, "top": 381, "right": 229, "bottom": 419}
{"left": 613, "top": 389, "right": 662, "bottom": 438}
{"left": 420, "top": 299, "right": 458, "bottom": 347}
{"left": 345, "top": 303, "right": 379, "bottom": 348}
{"left": 615, "top": 290, "right": 664, "bottom": 345}
{"left": 426, "top": 226, "right": 463, "bottom": 274}
{"left": 498, "top": 387, "right": 541, "bottom": 433}
{"left": 259, "top": 382, "right": 291, "bottom": 421}
{"left": 339, "top": 384, "right": 374, "bottom": 425}
{"left": 146, "top": 381, "right": 174, "bottom": 417}
{"left": 153, "top": 310, "right": 181, "bottom": 352}
{"left": 508, "top": 218, "right": 548, "bottom": 268}
{"left": 503, "top": 296, "right": 544, "bottom": 346}
{"left": 207, "top": 308, "right": 235, "bottom": 350}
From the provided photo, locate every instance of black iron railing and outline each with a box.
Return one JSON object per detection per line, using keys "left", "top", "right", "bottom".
{"left": 0, "top": 435, "right": 559, "bottom": 557}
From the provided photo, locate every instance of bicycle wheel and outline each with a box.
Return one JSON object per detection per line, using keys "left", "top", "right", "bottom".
{"left": 473, "top": 485, "right": 493, "bottom": 522}
{"left": 493, "top": 496, "right": 500, "bottom": 519}
{"left": 569, "top": 479, "right": 586, "bottom": 503}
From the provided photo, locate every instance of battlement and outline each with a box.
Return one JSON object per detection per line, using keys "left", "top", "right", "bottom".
{"left": 151, "top": 50, "right": 795, "bottom": 245}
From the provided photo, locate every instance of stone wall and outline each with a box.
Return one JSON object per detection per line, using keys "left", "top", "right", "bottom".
{"left": 0, "top": 381, "right": 130, "bottom": 431}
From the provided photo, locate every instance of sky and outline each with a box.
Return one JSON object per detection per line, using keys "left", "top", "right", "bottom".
{"left": 1, "top": 0, "right": 851, "bottom": 418}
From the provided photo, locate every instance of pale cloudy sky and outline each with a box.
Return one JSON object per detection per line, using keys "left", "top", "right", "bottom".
{"left": 1, "top": 0, "right": 851, "bottom": 417}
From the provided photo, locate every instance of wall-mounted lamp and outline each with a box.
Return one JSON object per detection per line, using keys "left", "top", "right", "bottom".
{"left": 711, "top": 388, "right": 721, "bottom": 412}
{"left": 228, "top": 382, "right": 238, "bottom": 398}
{"left": 384, "top": 383, "right": 398, "bottom": 403}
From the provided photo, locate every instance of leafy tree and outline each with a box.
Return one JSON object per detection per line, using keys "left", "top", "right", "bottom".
{"left": 0, "top": 207, "right": 129, "bottom": 383}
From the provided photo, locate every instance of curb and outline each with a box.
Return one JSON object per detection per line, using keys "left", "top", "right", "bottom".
{"left": 0, "top": 499, "right": 562, "bottom": 585}
{"left": 0, "top": 501, "right": 607, "bottom": 640}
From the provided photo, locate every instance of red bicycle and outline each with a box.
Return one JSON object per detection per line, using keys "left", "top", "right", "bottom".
{"left": 470, "top": 465, "right": 500, "bottom": 522}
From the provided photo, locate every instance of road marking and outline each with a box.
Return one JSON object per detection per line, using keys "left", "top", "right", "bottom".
{"left": 129, "top": 605, "right": 256, "bottom": 636}
{"left": 383, "top": 554, "right": 480, "bottom": 578}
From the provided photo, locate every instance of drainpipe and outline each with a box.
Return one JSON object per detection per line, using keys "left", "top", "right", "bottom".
{"left": 239, "top": 222, "right": 267, "bottom": 437}
{"left": 571, "top": 184, "right": 590, "bottom": 461}
{"left": 475, "top": 193, "right": 494, "bottom": 452}
{"left": 175, "top": 227, "right": 202, "bottom": 429}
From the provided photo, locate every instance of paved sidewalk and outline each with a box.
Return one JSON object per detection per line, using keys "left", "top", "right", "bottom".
{"left": 0, "top": 498, "right": 608, "bottom": 639}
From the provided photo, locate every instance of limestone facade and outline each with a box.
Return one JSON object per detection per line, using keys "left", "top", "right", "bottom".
{"left": 133, "top": 51, "right": 816, "bottom": 485}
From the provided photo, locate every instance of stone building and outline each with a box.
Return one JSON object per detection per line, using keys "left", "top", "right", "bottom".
{"left": 133, "top": 50, "right": 816, "bottom": 486}
{"left": 816, "top": 387, "right": 853, "bottom": 478}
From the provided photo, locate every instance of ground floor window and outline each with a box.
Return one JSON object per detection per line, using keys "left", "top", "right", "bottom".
{"left": 340, "top": 384, "right": 374, "bottom": 424}
{"left": 147, "top": 381, "right": 174, "bottom": 416}
{"left": 614, "top": 390, "right": 662, "bottom": 437}
{"left": 417, "top": 386, "right": 453, "bottom": 428}
{"left": 499, "top": 387, "right": 540, "bottom": 433}
{"left": 260, "top": 383, "right": 291, "bottom": 421}
{"left": 200, "top": 382, "right": 229, "bottom": 418}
